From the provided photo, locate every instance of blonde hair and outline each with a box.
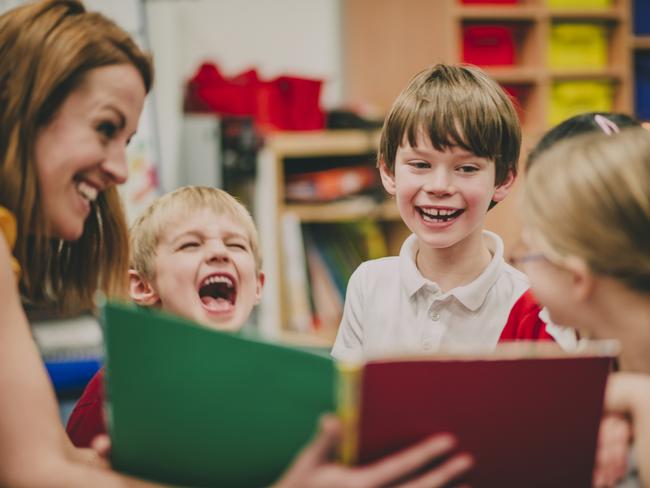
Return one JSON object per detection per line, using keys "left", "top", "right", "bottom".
{"left": 130, "top": 186, "right": 262, "bottom": 281}
{"left": 522, "top": 128, "right": 650, "bottom": 292}
{"left": 0, "top": 0, "right": 153, "bottom": 314}
{"left": 379, "top": 63, "right": 521, "bottom": 186}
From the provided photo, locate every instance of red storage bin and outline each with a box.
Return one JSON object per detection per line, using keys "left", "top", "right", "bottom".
{"left": 184, "top": 63, "right": 325, "bottom": 131}
{"left": 256, "top": 76, "right": 325, "bottom": 131}
{"left": 462, "top": 0, "right": 517, "bottom": 3}
{"left": 502, "top": 84, "right": 526, "bottom": 122}
{"left": 463, "top": 25, "right": 516, "bottom": 66}
{"left": 184, "top": 63, "right": 259, "bottom": 115}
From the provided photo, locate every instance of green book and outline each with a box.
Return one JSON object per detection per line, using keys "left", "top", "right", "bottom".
{"left": 102, "top": 302, "right": 336, "bottom": 488}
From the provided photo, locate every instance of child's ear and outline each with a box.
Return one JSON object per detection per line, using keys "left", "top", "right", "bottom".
{"left": 254, "top": 271, "right": 265, "bottom": 305}
{"left": 492, "top": 169, "right": 516, "bottom": 203}
{"left": 564, "top": 256, "right": 595, "bottom": 302}
{"left": 128, "top": 269, "right": 160, "bottom": 306}
{"left": 379, "top": 159, "right": 396, "bottom": 196}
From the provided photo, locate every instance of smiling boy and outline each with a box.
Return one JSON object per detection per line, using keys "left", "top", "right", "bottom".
{"left": 332, "top": 64, "right": 553, "bottom": 362}
{"left": 66, "top": 186, "right": 264, "bottom": 447}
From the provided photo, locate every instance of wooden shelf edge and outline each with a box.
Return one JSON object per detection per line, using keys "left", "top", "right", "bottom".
{"left": 279, "top": 328, "right": 337, "bottom": 348}
{"left": 548, "top": 67, "right": 626, "bottom": 81}
{"left": 455, "top": 5, "right": 541, "bottom": 21}
{"left": 547, "top": 7, "right": 626, "bottom": 21}
{"left": 631, "top": 36, "right": 650, "bottom": 50}
{"left": 284, "top": 198, "right": 400, "bottom": 223}
{"left": 264, "top": 129, "right": 380, "bottom": 157}
{"left": 483, "top": 66, "right": 542, "bottom": 84}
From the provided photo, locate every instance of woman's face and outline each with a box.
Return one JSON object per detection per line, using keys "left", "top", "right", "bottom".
{"left": 35, "top": 64, "right": 146, "bottom": 241}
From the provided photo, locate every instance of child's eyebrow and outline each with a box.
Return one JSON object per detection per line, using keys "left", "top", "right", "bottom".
{"left": 399, "top": 146, "right": 430, "bottom": 157}
{"left": 223, "top": 231, "right": 249, "bottom": 242}
{"left": 167, "top": 230, "right": 202, "bottom": 245}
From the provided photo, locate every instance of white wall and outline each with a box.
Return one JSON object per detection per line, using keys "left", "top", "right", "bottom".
{"left": 144, "top": 0, "right": 343, "bottom": 192}
{"left": 1, "top": 0, "right": 343, "bottom": 204}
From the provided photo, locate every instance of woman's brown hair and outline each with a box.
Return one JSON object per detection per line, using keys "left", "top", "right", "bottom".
{"left": 0, "top": 0, "right": 154, "bottom": 314}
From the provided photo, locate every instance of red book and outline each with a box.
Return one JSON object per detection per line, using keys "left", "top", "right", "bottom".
{"left": 339, "top": 342, "right": 616, "bottom": 488}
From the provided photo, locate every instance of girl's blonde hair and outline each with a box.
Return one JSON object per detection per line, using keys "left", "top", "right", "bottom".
{"left": 130, "top": 186, "right": 262, "bottom": 282}
{"left": 522, "top": 128, "right": 650, "bottom": 292}
{"left": 0, "top": 0, "right": 153, "bottom": 314}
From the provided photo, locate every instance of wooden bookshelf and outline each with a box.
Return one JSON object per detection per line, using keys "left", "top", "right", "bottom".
{"left": 255, "top": 130, "right": 405, "bottom": 342}
{"left": 344, "top": 0, "right": 632, "bottom": 133}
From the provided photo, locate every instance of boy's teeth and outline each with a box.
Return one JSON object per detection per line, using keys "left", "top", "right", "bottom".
{"left": 76, "top": 181, "right": 98, "bottom": 202}
{"left": 201, "top": 275, "right": 234, "bottom": 288}
{"left": 420, "top": 208, "right": 461, "bottom": 222}
{"left": 422, "top": 208, "right": 454, "bottom": 217}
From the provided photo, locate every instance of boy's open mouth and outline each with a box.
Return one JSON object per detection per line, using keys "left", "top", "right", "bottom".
{"left": 198, "top": 274, "right": 237, "bottom": 312}
{"left": 417, "top": 207, "right": 464, "bottom": 223}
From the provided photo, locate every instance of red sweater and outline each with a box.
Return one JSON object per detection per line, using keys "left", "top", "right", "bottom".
{"left": 66, "top": 290, "right": 552, "bottom": 448}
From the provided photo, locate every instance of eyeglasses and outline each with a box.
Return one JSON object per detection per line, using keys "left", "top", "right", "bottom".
{"left": 509, "top": 239, "right": 549, "bottom": 268}
{"left": 509, "top": 253, "right": 548, "bottom": 267}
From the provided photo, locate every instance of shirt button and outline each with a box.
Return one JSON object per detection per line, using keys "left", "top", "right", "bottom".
{"left": 430, "top": 311, "right": 440, "bottom": 321}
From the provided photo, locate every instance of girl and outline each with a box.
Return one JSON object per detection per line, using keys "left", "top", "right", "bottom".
{"left": 519, "top": 127, "right": 650, "bottom": 487}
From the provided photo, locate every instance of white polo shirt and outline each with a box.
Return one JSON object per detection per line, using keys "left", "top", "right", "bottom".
{"left": 331, "top": 231, "right": 531, "bottom": 362}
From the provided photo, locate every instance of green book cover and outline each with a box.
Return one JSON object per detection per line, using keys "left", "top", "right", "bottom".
{"left": 102, "top": 302, "right": 336, "bottom": 488}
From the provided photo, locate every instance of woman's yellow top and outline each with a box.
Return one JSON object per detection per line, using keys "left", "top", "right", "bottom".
{"left": 0, "top": 206, "right": 21, "bottom": 279}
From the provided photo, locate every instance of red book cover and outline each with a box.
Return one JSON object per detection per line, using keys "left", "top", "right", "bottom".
{"left": 340, "top": 343, "right": 615, "bottom": 488}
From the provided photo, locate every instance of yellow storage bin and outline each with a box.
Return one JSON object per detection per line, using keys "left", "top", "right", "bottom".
{"left": 549, "top": 22, "right": 608, "bottom": 69}
{"left": 548, "top": 0, "right": 611, "bottom": 7}
{"left": 549, "top": 81, "right": 613, "bottom": 126}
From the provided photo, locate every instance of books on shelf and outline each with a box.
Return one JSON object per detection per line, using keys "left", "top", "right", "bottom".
{"left": 300, "top": 221, "right": 388, "bottom": 332}
{"left": 281, "top": 211, "right": 313, "bottom": 332}
{"left": 103, "top": 302, "right": 615, "bottom": 488}
{"left": 285, "top": 165, "right": 378, "bottom": 202}
{"left": 32, "top": 315, "right": 104, "bottom": 394}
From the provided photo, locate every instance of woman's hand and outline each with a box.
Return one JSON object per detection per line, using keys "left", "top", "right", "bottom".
{"left": 274, "top": 415, "right": 473, "bottom": 488}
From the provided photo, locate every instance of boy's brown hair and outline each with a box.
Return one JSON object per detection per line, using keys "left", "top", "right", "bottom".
{"left": 378, "top": 64, "right": 521, "bottom": 186}
{"left": 130, "top": 186, "right": 262, "bottom": 282}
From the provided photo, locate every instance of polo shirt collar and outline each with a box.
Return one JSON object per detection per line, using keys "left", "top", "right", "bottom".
{"left": 398, "top": 230, "right": 504, "bottom": 311}
{"left": 399, "top": 234, "right": 429, "bottom": 298}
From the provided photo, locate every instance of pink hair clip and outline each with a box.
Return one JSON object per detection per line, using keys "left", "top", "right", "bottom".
{"left": 594, "top": 114, "right": 620, "bottom": 136}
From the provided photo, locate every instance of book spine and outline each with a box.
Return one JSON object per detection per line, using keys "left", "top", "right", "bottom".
{"left": 336, "top": 362, "right": 363, "bottom": 464}
{"left": 281, "top": 212, "right": 313, "bottom": 332}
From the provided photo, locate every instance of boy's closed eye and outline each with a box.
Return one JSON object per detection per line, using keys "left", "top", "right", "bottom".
{"left": 177, "top": 241, "right": 200, "bottom": 251}
{"left": 227, "top": 241, "right": 249, "bottom": 251}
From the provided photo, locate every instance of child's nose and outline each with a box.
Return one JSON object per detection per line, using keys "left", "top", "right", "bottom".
{"left": 203, "top": 241, "right": 229, "bottom": 263}
{"left": 424, "top": 168, "right": 454, "bottom": 196}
